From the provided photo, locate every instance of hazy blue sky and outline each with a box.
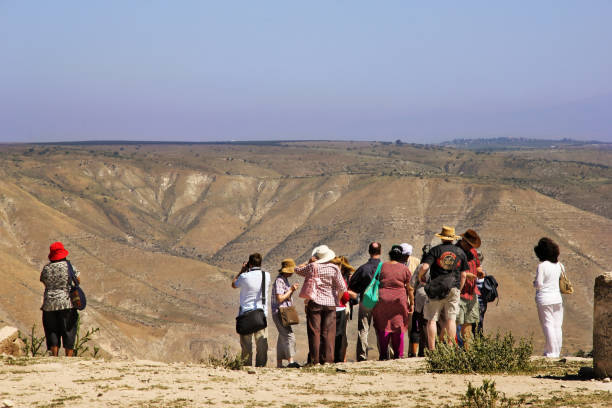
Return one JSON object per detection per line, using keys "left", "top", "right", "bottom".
{"left": 1, "top": 1, "right": 611, "bottom": 143}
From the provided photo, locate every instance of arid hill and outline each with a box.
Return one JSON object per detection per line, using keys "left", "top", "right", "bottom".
{"left": 0, "top": 141, "right": 610, "bottom": 362}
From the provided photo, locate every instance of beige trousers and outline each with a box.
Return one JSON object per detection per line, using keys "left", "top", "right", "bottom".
{"left": 239, "top": 327, "right": 268, "bottom": 367}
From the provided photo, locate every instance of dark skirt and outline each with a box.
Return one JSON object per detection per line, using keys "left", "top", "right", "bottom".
{"left": 42, "top": 308, "right": 78, "bottom": 349}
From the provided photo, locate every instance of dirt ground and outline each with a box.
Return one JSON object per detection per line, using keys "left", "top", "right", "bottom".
{"left": 1, "top": 356, "right": 611, "bottom": 407}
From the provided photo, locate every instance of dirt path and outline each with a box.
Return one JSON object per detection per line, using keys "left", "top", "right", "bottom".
{"left": 0, "top": 356, "right": 610, "bottom": 407}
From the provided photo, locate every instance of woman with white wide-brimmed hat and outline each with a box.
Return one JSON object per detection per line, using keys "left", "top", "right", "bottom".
{"left": 294, "top": 245, "right": 347, "bottom": 364}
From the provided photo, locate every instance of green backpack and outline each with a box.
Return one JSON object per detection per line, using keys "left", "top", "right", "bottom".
{"left": 362, "top": 261, "right": 383, "bottom": 309}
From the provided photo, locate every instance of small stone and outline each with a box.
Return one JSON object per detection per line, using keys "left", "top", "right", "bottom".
{"left": 560, "top": 384, "right": 567, "bottom": 388}
{"left": 97, "top": 393, "right": 103, "bottom": 397}
{"left": 603, "top": 377, "right": 611, "bottom": 383}
{"left": 247, "top": 370, "right": 256, "bottom": 374}
{"left": 1, "top": 399, "right": 14, "bottom": 408}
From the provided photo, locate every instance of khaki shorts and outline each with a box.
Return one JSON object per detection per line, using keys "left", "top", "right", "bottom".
{"left": 456, "top": 296, "right": 480, "bottom": 325}
{"left": 423, "top": 287, "right": 460, "bottom": 322}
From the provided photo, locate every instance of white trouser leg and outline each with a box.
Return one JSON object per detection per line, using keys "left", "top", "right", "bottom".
{"left": 537, "top": 303, "right": 563, "bottom": 357}
{"left": 552, "top": 303, "right": 563, "bottom": 357}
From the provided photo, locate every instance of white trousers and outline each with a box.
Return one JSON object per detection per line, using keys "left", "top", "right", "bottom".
{"left": 537, "top": 303, "right": 563, "bottom": 358}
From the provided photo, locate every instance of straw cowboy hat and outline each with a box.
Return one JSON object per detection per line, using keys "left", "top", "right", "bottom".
{"left": 311, "top": 245, "right": 336, "bottom": 264}
{"left": 279, "top": 258, "right": 296, "bottom": 274}
{"left": 435, "top": 226, "right": 461, "bottom": 241}
{"left": 460, "top": 229, "right": 482, "bottom": 249}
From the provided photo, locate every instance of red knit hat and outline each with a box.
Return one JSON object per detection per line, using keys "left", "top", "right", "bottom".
{"left": 48, "top": 242, "right": 69, "bottom": 261}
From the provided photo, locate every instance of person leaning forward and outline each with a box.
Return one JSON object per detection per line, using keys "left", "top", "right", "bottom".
{"left": 295, "top": 245, "right": 347, "bottom": 365}
{"left": 347, "top": 242, "right": 382, "bottom": 362}
{"left": 419, "top": 226, "right": 469, "bottom": 350}
{"left": 232, "top": 253, "right": 271, "bottom": 367}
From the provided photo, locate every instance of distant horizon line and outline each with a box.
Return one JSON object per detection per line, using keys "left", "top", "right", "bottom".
{"left": 0, "top": 136, "right": 608, "bottom": 147}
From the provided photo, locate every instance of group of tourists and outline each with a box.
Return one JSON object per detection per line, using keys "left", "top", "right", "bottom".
{"left": 233, "top": 226, "right": 481, "bottom": 367}
{"left": 232, "top": 226, "right": 568, "bottom": 367}
{"left": 37, "top": 231, "right": 566, "bottom": 363}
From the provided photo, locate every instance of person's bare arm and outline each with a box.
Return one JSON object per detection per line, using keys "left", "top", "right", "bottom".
{"left": 406, "top": 284, "right": 414, "bottom": 313}
{"left": 276, "top": 283, "right": 299, "bottom": 303}
{"left": 232, "top": 262, "right": 248, "bottom": 288}
{"left": 459, "top": 271, "right": 467, "bottom": 291}
{"left": 419, "top": 263, "right": 430, "bottom": 282}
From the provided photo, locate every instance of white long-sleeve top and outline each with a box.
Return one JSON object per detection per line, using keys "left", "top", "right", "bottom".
{"left": 533, "top": 261, "right": 563, "bottom": 306}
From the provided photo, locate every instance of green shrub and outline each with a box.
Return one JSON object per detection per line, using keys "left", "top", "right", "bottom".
{"left": 74, "top": 317, "right": 100, "bottom": 357}
{"left": 206, "top": 347, "right": 246, "bottom": 370}
{"left": 461, "top": 379, "right": 523, "bottom": 408}
{"left": 426, "top": 332, "right": 533, "bottom": 374}
{"left": 18, "top": 324, "right": 46, "bottom": 357}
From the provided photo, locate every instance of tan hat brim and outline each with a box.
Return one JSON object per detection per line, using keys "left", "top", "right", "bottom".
{"left": 279, "top": 267, "right": 295, "bottom": 274}
{"left": 435, "top": 233, "right": 460, "bottom": 240}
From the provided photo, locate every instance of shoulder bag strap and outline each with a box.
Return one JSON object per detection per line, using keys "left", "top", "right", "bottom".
{"left": 66, "top": 261, "right": 79, "bottom": 288}
{"left": 373, "top": 261, "right": 383, "bottom": 280}
{"left": 260, "top": 270, "right": 266, "bottom": 309}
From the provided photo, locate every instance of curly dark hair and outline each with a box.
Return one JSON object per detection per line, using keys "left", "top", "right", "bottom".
{"left": 534, "top": 237, "right": 559, "bottom": 263}
{"left": 389, "top": 245, "right": 404, "bottom": 262}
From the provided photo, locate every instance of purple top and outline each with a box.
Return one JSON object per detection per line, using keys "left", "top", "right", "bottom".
{"left": 271, "top": 275, "right": 293, "bottom": 314}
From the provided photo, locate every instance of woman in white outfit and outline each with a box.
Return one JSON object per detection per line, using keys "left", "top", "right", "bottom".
{"left": 533, "top": 237, "right": 563, "bottom": 358}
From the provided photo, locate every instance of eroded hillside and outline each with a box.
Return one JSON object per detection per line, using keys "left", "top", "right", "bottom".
{"left": 0, "top": 141, "right": 610, "bottom": 361}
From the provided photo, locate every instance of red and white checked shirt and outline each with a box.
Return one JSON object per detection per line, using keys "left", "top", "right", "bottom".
{"left": 295, "top": 262, "right": 347, "bottom": 307}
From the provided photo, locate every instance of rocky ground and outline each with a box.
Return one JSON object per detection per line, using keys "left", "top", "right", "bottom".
{"left": 0, "top": 356, "right": 610, "bottom": 408}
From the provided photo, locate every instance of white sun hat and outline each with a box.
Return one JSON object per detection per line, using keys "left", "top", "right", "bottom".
{"left": 311, "top": 245, "right": 336, "bottom": 264}
{"left": 400, "top": 243, "right": 413, "bottom": 256}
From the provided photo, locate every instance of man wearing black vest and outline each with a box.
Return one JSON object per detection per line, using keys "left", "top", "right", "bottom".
{"left": 419, "top": 227, "right": 469, "bottom": 350}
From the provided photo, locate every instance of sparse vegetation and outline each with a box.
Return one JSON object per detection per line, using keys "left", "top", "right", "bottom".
{"left": 74, "top": 318, "right": 100, "bottom": 357}
{"left": 18, "top": 324, "right": 46, "bottom": 357}
{"left": 460, "top": 379, "right": 522, "bottom": 408}
{"left": 574, "top": 349, "right": 593, "bottom": 358}
{"left": 205, "top": 347, "right": 247, "bottom": 370}
{"left": 426, "top": 333, "right": 533, "bottom": 374}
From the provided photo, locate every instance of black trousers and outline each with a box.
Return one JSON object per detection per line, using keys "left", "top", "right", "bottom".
{"left": 334, "top": 309, "right": 348, "bottom": 363}
{"left": 472, "top": 302, "right": 487, "bottom": 337}
{"left": 42, "top": 309, "right": 78, "bottom": 349}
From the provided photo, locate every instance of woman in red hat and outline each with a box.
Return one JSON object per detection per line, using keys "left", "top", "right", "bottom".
{"left": 40, "top": 242, "right": 81, "bottom": 357}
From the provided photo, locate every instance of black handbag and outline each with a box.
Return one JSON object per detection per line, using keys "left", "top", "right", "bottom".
{"left": 67, "top": 261, "right": 86, "bottom": 310}
{"left": 236, "top": 270, "right": 267, "bottom": 335}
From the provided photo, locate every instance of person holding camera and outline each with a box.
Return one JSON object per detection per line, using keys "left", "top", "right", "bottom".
{"left": 232, "top": 253, "right": 271, "bottom": 367}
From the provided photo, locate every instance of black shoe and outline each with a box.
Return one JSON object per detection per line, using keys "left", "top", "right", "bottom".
{"left": 287, "top": 362, "right": 301, "bottom": 368}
